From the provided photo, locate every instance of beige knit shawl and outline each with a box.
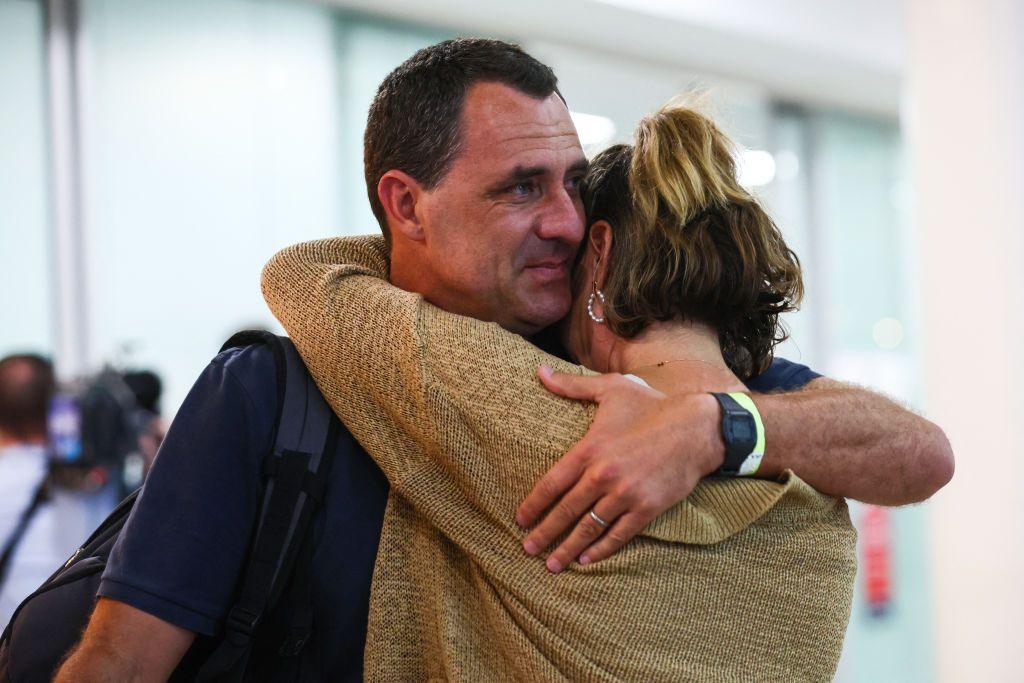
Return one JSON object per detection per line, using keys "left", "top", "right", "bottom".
{"left": 261, "top": 236, "right": 856, "bottom": 682}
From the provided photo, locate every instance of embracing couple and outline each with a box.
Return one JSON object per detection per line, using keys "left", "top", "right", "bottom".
{"left": 56, "top": 39, "right": 952, "bottom": 681}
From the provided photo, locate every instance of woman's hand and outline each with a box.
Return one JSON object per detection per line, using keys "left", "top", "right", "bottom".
{"left": 516, "top": 366, "right": 725, "bottom": 572}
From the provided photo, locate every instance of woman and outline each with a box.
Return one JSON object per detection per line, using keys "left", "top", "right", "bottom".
{"left": 262, "top": 102, "right": 855, "bottom": 681}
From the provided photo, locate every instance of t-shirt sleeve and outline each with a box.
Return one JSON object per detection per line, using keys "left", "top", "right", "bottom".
{"left": 98, "top": 345, "right": 276, "bottom": 635}
{"left": 745, "top": 357, "right": 822, "bottom": 393}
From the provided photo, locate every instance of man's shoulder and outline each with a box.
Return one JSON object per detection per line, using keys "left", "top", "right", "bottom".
{"left": 204, "top": 342, "right": 280, "bottom": 420}
{"left": 139, "top": 340, "right": 283, "bottom": 484}
{"left": 211, "top": 342, "right": 276, "bottom": 388}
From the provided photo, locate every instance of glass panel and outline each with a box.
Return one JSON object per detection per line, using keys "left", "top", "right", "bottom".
{"left": 81, "top": 0, "right": 345, "bottom": 411}
{"left": 811, "top": 113, "right": 933, "bottom": 683}
{"left": 334, "top": 16, "right": 451, "bottom": 235}
{"left": 818, "top": 114, "right": 909, "bottom": 372}
{"left": 0, "top": 0, "right": 53, "bottom": 357}
{"left": 767, "top": 106, "right": 819, "bottom": 367}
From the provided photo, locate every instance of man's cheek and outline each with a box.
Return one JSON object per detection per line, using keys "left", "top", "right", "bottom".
{"left": 457, "top": 256, "right": 502, "bottom": 293}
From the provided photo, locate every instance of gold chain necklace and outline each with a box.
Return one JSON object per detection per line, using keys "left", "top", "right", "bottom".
{"left": 626, "top": 358, "right": 729, "bottom": 374}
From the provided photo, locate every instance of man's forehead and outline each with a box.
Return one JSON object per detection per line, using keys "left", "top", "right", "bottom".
{"left": 461, "top": 82, "right": 581, "bottom": 155}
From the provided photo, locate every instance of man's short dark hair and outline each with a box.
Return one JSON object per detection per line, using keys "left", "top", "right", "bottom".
{"left": 364, "top": 38, "right": 561, "bottom": 242}
{"left": 0, "top": 354, "right": 56, "bottom": 441}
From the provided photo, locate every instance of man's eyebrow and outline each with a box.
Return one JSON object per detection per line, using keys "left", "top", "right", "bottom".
{"left": 567, "top": 158, "right": 590, "bottom": 176}
{"left": 485, "top": 159, "right": 591, "bottom": 196}
{"left": 507, "top": 165, "right": 549, "bottom": 182}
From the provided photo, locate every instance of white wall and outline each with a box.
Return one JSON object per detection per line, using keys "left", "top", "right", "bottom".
{"left": 907, "top": 0, "right": 1024, "bottom": 680}
{"left": 596, "top": 0, "right": 904, "bottom": 71}
{"left": 0, "top": 0, "right": 53, "bottom": 357}
{"left": 323, "top": 0, "right": 902, "bottom": 115}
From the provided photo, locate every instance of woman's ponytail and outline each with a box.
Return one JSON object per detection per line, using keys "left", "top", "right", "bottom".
{"left": 629, "top": 104, "right": 747, "bottom": 232}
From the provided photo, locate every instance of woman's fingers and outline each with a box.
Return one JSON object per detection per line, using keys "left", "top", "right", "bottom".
{"left": 543, "top": 496, "right": 626, "bottom": 573}
{"left": 522, "top": 475, "right": 602, "bottom": 558}
{"left": 578, "top": 512, "right": 651, "bottom": 567}
{"left": 537, "top": 365, "right": 606, "bottom": 402}
{"left": 516, "top": 442, "right": 589, "bottom": 528}
{"left": 525, "top": 368, "right": 681, "bottom": 570}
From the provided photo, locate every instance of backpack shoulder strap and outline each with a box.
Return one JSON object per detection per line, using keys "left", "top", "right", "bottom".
{"left": 197, "top": 331, "right": 340, "bottom": 682}
{"left": 0, "top": 474, "right": 50, "bottom": 595}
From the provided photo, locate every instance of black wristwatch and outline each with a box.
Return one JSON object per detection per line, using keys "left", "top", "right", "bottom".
{"left": 710, "top": 392, "right": 759, "bottom": 477}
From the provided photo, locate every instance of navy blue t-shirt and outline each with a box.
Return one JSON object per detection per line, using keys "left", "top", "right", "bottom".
{"left": 99, "top": 345, "right": 389, "bottom": 679}
{"left": 99, "top": 347, "right": 818, "bottom": 677}
{"left": 746, "top": 358, "right": 821, "bottom": 393}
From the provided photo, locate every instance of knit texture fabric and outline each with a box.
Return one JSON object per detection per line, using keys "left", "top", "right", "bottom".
{"left": 261, "top": 236, "right": 856, "bottom": 682}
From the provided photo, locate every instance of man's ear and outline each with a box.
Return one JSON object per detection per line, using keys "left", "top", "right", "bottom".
{"left": 378, "top": 170, "right": 425, "bottom": 242}
{"left": 588, "top": 220, "right": 614, "bottom": 288}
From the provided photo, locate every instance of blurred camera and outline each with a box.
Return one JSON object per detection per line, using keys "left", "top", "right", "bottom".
{"left": 47, "top": 368, "right": 163, "bottom": 497}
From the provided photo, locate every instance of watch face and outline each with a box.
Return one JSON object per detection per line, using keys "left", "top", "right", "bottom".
{"left": 726, "top": 413, "right": 757, "bottom": 450}
{"left": 732, "top": 416, "right": 754, "bottom": 441}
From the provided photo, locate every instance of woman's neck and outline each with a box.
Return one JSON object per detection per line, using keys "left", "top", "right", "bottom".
{"left": 604, "top": 320, "right": 746, "bottom": 395}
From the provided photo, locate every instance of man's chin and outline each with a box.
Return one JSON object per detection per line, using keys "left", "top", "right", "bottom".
{"left": 507, "top": 296, "right": 571, "bottom": 337}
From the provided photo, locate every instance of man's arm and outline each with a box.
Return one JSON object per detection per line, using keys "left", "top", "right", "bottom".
{"left": 517, "top": 369, "right": 954, "bottom": 570}
{"left": 55, "top": 598, "right": 194, "bottom": 683}
{"left": 752, "top": 377, "right": 954, "bottom": 504}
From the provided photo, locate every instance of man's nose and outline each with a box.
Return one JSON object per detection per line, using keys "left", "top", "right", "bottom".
{"left": 536, "top": 187, "right": 585, "bottom": 244}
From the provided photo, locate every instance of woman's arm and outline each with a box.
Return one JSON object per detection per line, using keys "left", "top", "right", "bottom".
{"left": 262, "top": 236, "right": 796, "bottom": 558}
{"left": 261, "top": 236, "right": 592, "bottom": 518}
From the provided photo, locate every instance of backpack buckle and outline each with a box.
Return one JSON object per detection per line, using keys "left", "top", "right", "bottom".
{"left": 278, "top": 629, "right": 312, "bottom": 658}
{"left": 225, "top": 605, "right": 260, "bottom": 640}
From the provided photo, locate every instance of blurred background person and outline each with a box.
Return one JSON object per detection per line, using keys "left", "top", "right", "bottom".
{"left": 0, "top": 352, "right": 165, "bottom": 628}
{"left": 0, "top": 354, "right": 59, "bottom": 627}
{"left": 121, "top": 370, "right": 166, "bottom": 481}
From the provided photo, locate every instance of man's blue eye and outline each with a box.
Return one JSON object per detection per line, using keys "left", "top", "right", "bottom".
{"left": 511, "top": 182, "right": 535, "bottom": 197}
{"left": 567, "top": 176, "right": 583, "bottom": 192}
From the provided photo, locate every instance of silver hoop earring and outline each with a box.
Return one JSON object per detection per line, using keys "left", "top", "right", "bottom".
{"left": 587, "top": 286, "right": 606, "bottom": 324}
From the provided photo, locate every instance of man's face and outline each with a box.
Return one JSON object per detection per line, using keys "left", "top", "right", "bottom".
{"left": 413, "top": 82, "right": 587, "bottom": 335}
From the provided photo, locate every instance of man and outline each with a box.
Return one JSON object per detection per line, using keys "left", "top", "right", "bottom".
{"left": 57, "top": 39, "right": 953, "bottom": 680}
{"left": 0, "top": 355, "right": 57, "bottom": 626}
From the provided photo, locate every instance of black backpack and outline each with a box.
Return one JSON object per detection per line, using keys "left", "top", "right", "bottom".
{"left": 0, "top": 332, "right": 343, "bottom": 682}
